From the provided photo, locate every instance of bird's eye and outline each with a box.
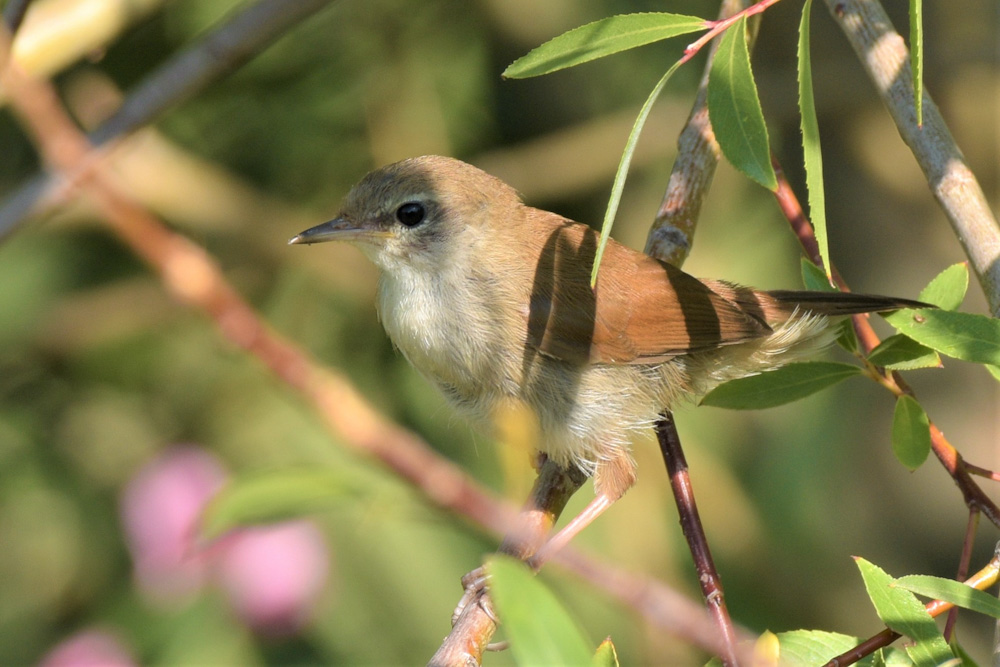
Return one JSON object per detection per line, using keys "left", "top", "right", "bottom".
{"left": 395, "top": 202, "right": 425, "bottom": 227}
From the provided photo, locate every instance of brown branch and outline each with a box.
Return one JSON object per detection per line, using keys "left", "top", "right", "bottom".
{"left": 0, "top": 21, "right": 749, "bottom": 666}
{"left": 822, "top": 0, "right": 1000, "bottom": 315}
{"left": 656, "top": 414, "right": 739, "bottom": 666}
{"left": 645, "top": 0, "right": 756, "bottom": 265}
{"left": 0, "top": 0, "right": 336, "bottom": 240}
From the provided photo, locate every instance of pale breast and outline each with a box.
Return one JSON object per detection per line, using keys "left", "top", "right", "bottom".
{"left": 376, "top": 263, "right": 517, "bottom": 419}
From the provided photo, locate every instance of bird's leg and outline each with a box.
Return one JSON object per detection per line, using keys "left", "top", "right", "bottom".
{"left": 451, "top": 457, "right": 588, "bottom": 626}
{"left": 532, "top": 452, "right": 637, "bottom": 567}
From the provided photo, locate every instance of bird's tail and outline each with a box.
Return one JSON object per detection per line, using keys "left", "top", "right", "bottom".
{"left": 702, "top": 279, "right": 929, "bottom": 325}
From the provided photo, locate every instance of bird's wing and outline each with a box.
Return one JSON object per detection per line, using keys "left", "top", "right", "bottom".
{"left": 520, "top": 220, "right": 772, "bottom": 364}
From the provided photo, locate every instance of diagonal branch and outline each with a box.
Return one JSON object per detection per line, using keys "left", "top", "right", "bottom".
{"left": 822, "top": 0, "right": 1000, "bottom": 315}
{"left": 0, "top": 0, "right": 336, "bottom": 240}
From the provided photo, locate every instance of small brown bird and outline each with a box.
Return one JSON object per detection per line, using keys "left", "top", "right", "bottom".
{"left": 291, "top": 155, "right": 923, "bottom": 551}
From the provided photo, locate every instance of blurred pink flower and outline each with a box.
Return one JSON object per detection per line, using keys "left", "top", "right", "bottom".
{"left": 120, "top": 446, "right": 227, "bottom": 605}
{"left": 120, "top": 445, "right": 331, "bottom": 634}
{"left": 39, "top": 629, "right": 135, "bottom": 667}
{"left": 216, "top": 521, "right": 329, "bottom": 635}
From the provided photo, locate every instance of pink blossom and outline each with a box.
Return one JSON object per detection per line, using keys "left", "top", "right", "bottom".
{"left": 216, "top": 521, "right": 329, "bottom": 635}
{"left": 39, "top": 629, "right": 135, "bottom": 667}
{"left": 120, "top": 446, "right": 227, "bottom": 605}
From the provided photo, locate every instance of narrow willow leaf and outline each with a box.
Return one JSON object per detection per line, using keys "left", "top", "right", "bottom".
{"left": 855, "top": 558, "right": 954, "bottom": 667}
{"left": 708, "top": 16, "right": 777, "bottom": 190}
{"left": 987, "top": 365, "right": 1000, "bottom": 382}
{"left": 487, "top": 555, "right": 593, "bottom": 666}
{"left": 200, "top": 469, "right": 358, "bottom": 540}
{"left": 868, "top": 334, "right": 941, "bottom": 370}
{"left": 891, "top": 395, "right": 931, "bottom": 470}
{"left": 590, "top": 61, "right": 681, "bottom": 285}
{"left": 896, "top": 574, "right": 1000, "bottom": 619}
{"left": 918, "top": 262, "right": 968, "bottom": 310}
{"left": 909, "top": 0, "right": 923, "bottom": 125}
{"left": 592, "top": 638, "right": 619, "bottom": 667}
{"left": 885, "top": 309, "right": 1000, "bottom": 366}
{"left": 503, "top": 13, "right": 706, "bottom": 79}
{"left": 701, "top": 361, "right": 862, "bottom": 410}
{"left": 797, "top": 0, "right": 830, "bottom": 280}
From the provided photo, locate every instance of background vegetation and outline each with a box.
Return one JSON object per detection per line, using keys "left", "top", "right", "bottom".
{"left": 0, "top": 0, "right": 996, "bottom": 664}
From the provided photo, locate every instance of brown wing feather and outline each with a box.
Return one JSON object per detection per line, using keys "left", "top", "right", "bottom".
{"left": 517, "top": 213, "right": 771, "bottom": 365}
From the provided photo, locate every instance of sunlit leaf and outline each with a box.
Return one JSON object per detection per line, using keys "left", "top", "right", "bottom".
{"left": 891, "top": 395, "right": 931, "bottom": 470}
{"left": 896, "top": 574, "right": 1000, "bottom": 619}
{"left": 885, "top": 309, "right": 1000, "bottom": 366}
{"left": 503, "top": 13, "right": 706, "bottom": 79}
{"left": 487, "top": 555, "right": 593, "bottom": 666}
{"left": 801, "top": 258, "right": 835, "bottom": 292}
{"left": 708, "top": 16, "right": 777, "bottom": 190}
{"left": 201, "top": 469, "right": 359, "bottom": 540}
{"left": 701, "top": 361, "right": 862, "bottom": 410}
{"left": 855, "top": 558, "right": 954, "bottom": 667}
{"left": 591, "top": 61, "right": 681, "bottom": 285}
{"left": 918, "top": 263, "right": 967, "bottom": 310}
{"left": 797, "top": 0, "right": 830, "bottom": 280}
{"left": 867, "top": 334, "right": 941, "bottom": 370}
{"left": 909, "top": 0, "right": 923, "bottom": 125}
{"left": 592, "top": 638, "right": 619, "bottom": 667}
{"left": 777, "top": 630, "right": 869, "bottom": 666}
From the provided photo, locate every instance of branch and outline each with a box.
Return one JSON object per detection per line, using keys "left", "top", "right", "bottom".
{"left": 0, "top": 0, "right": 336, "bottom": 240}
{"left": 822, "top": 0, "right": 1000, "bottom": 315}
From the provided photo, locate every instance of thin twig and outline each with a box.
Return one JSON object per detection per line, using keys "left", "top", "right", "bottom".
{"left": 0, "top": 0, "right": 336, "bottom": 240}
{"left": 822, "top": 0, "right": 1000, "bottom": 315}
{"left": 680, "top": 0, "right": 781, "bottom": 66}
{"left": 944, "top": 510, "right": 980, "bottom": 641}
{"left": 656, "top": 414, "right": 740, "bottom": 666}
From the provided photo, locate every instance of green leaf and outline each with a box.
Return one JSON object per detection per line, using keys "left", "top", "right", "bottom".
{"left": 855, "top": 557, "right": 954, "bottom": 667}
{"left": 708, "top": 16, "right": 777, "bottom": 190}
{"left": 486, "top": 555, "right": 593, "bottom": 666}
{"left": 918, "top": 263, "right": 968, "bottom": 310}
{"left": 777, "top": 630, "right": 872, "bottom": 666}
{"left": 200, "top": 469, "right": 358, "bottom": 540}
{"left": 797, "top": 0, "right": 830, "bottom": 280}
{"left": 801, "top": 258, "right": 835, "bottom": 292}
{"left": 503, "top": 13, "right": 706, "bottom": 79}
{"left": 701, "top": 361, "right": 862, "bottom": 410}
{"left": 891, "top": 395, "right": 931, "bottom": 470}
{"left": 591, "top": 61, "right": 682, "bottom": 285}
{"left": 896, "top": 574, "right": 1000, "bottom": 619}
{"left": 909, "top": 0, "right": 923, "bottom": 126}
{"left": 885, "top": 309, "right": 1000, "bottom": 366}
{"left": 868, "top": 334, "right": 941, "bottom": 370}
{"left": 987, "top": 365, "right": 1000, "bottom": 382}
{"left": 592, "top": 638, "right": 619, "bottom": 667}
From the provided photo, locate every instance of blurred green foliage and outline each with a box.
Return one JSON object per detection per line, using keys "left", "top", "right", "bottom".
{"left": 0, "top": 0, "right": 996, "bottom": 664}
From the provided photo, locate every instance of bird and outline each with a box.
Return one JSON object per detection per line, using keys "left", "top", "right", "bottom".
{"left": 290, "top": 155, "right": 926, "bottom": 553}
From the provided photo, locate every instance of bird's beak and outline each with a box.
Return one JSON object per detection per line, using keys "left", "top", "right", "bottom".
{"left": 288, "top": 217, "right": 391, "bottom": 246}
